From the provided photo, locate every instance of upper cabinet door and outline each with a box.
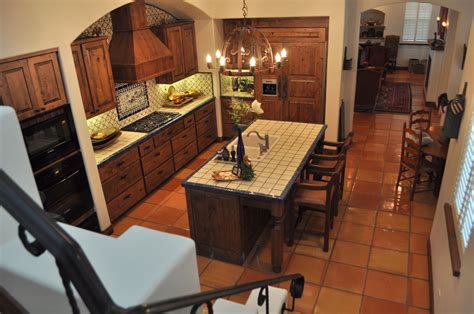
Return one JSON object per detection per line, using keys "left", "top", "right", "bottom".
{"left": 71, "top": 44, "right": 94, "bottom": 119}
{"left": 81, "top": 38, "right": 116, "bottom": 116}
{"left": 165, "top": 26, "right": 186, "bottom": 81}
{"left": 27, "top": 52, "right": 67, "bottom": 112}
{"left": 0, "top": 59, "right": 38, "bottom": 120}
{"left": 182, "top": 23, "right": 198, "bottom": 76}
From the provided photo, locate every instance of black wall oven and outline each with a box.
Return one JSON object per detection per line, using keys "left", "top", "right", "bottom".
{"left": 21, "top": 106, "right": 78, "bottom": 171}
{"left": 20, "top": 105, "right": 100, "bottom": 232}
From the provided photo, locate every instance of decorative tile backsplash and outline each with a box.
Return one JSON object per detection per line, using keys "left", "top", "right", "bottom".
{"left": 86, "top": 73, "right": 214, "bottom": 134}
{"left": 116, "top": 83, "right": 149, "bottom": 120}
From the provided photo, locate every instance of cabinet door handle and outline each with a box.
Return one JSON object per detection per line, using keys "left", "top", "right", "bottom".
{"left": 119, "top": 174, "right": 127, "bottom": 180}
{"left": 123, "top": 194, "right": 131, "bottom": 200}
{"left": 116, "top": 161, "right": 125, "bottom": 167}
{"left": 34, "top": 109, "right": 41, "bottom": 113}
{"left": 157, "top": 170, "right": 163, "bottom": 176}
{"left": 41, "top": 108, "right": 46, "bottom": 111}
{"left": 155, "top": 152, "right": 161, "bottom": 157}
{"left": 182, "top": 134, "right": 187, "bottom": 138}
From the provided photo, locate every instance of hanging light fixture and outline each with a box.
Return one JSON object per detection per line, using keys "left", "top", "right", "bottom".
{"left": 206, "top": 0, "right": 287, "bottom": 75}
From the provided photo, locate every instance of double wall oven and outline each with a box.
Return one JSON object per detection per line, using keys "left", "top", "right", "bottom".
{"left": 21, "top": 105, "right": 100, "bottom": 232}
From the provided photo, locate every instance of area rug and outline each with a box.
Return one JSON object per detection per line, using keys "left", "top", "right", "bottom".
{"left": 374, "top": 82, "right": 412, "bottom": 113}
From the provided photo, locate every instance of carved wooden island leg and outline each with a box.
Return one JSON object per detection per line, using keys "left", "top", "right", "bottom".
{"left": 271, "top": 201, "right": 286, "bottom": 273}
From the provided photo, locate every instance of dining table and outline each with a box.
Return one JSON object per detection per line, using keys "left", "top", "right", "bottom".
{"left": 422, "top": 125, "right": 449, "bottom": 196}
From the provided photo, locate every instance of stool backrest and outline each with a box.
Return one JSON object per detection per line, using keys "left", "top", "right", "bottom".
{"left": 409, "top": 109, "right": 432, "bottom": 131}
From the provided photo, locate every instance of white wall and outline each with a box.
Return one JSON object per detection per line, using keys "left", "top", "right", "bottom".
{"left": 430, "top": 19, "right": 474, "bottom": 314}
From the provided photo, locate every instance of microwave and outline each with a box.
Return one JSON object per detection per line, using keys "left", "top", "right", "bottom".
{"left": 20, "top": 105, "right": 79, "bottom": 171}
{"left": 262, "top": 78, "right": 278, "bottom": 97}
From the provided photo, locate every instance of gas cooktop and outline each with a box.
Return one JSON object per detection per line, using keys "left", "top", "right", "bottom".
{"left": 121, "top": 111, "right": 181, "bottom": 133}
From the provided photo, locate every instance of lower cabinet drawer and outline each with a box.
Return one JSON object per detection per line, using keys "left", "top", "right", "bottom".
{"left": 196, "top": 113, "right": 216, "bottom": 136}
{"left": 144, "top": 158, "right": 175, "bottom": 192}
{"left": 174, "top": 142, "right": 198, "bottom": 170}
{"left": 141, "top": 141, "right": 173, "bottom": 175}
{"left": 172, "top": 126, "right": 196, "bottom": 153}
{"left": 102, "top": 160, "right": 142, "bottom": 203}
{"left": 197, "top": 127, "right": 217, "bottom": 152}
{"left": 99, "top": 147, "right": 139, "bottom": 182}
{"left": 107, "top": 179, "right": 146, "bottom": 222}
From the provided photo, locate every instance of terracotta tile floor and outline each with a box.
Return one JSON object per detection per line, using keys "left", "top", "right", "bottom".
{"left": 111, "top": 71, "right": 435, "bottom": 313}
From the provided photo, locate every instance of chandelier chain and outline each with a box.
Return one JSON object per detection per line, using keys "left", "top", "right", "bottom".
{"left": 242, "top": 0, "right": 248, "bottom": 20}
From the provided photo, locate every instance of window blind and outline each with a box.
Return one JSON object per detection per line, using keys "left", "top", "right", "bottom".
{"left": 454, "top": 111, "right": 474, "bottom": 250}
{"left": 402, "top": 2, "right": 433, "bottom": 42}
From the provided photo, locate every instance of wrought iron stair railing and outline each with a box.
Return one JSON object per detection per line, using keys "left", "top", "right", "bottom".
{"left": 0, "top": 169, "right": 304, "bottom": 314}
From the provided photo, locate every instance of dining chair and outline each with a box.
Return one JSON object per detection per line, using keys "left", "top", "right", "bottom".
{"left": 396, "top": 122, "right": 438, "bottom": 200}
{"left": 409, "top": 109, "right": 432, "bottom": 131}
{"left": 290, "top": 154, "right": 344, "bottom": 251}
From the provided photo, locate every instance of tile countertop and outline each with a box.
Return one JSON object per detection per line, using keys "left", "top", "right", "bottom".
{"left": 183, "top": 119, "right": 326, "bottom": 201}
{"left": 93, "top": 96, "right": 215, "bottom": 165}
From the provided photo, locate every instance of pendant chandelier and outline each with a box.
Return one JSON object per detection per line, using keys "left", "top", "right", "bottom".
{"left": 206, "top": 0, "right": 287, "bottom": 75}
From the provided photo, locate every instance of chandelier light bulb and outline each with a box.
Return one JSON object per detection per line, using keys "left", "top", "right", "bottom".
{"left": 275, "top": 52, "right": 281, "bottom": 63}
{"left": 215, "top": 49, "right": 222, "bottom": 59}
{"left": 442, "top": 21, "right": 447, "bottom": 28}
{"left": 249, "top": 56, "right": 257, "bottom": 67}
{"left": 281, "top": 48, "right": 287, "bottom": 59}
{"left": 219, "top": 56, "right": 226, "bottom": 67}
{"left": 436, "top": 16, "right": 440, "bottom": 21}
{"left": 206, "top": 54, "right": 212, "bottom": 63}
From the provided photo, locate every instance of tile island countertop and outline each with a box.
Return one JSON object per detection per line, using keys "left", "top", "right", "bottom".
{"left": 183, "top": 119, "right": 326, "bottom": 201}
{"left": 93, "top": 96, "right": 214, "bottom": 165}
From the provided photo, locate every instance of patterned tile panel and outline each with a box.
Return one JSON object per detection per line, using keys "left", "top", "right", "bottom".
{"left": 184, "top": 120, "right": 325, "bottom": 199}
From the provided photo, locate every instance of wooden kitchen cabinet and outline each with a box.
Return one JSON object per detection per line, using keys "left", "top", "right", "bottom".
{"left": 152, "top": 21, "right": 198, "bottom": 83}
{"left": 0, "top": 49, "right": 67, "bottom": 121}
{"left": 98, "top": 100, "right": 217, "bottom": 222}
{"left": 71, "top": 37, "right": 116, "bottom": 119}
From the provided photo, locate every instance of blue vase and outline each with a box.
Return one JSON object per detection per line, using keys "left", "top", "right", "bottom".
{"left": 237, "top": 127, "right": 245, "bottom": 165}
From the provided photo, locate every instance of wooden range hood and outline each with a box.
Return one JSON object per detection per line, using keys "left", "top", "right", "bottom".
{"left": 109, "top": 0, "right": 174, "bottom": 83}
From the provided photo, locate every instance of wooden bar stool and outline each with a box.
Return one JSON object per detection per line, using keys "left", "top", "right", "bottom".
{"left": 313, "top": 132, "right": 353, "bottom": 202}
{"left": 396, "top": 122, "right": 439, "bottom": 200}
{"left": 289, "top": 155, "right": 344, "bottom": 251}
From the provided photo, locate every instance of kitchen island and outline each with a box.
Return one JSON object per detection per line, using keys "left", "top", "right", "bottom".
{"left": 183, "top": 119, "right": 325, "bottom": 272}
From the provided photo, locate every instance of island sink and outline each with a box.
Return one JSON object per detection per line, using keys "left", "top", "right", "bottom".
{"left": 226, "top": 133, "right": 280, "bottom": 163}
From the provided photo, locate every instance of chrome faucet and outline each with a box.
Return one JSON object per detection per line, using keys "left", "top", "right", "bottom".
{"left": 247, "top": 130, "right": 270, "bottom": 151}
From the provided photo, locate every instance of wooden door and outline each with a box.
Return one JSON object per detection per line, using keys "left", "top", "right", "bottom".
{"left": 71, "top": 44, "right": 94, "bottom": 119}
{"left": 27, "top": 52, "right": 67, "bottom": 112}
{"left": 81, "top": 38, "right": 116, "bottom": 116}
{"left": 165, "top": 26, "right": 186, "bottom": 81}
{"left": 181, "top": 23, "right": 198, "bottom": 76}
{"left": 285, "top": 42, "right": 326, "bottom": 123}
{"left": 0, "top": 59, "right": 38, "bottom": 120}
